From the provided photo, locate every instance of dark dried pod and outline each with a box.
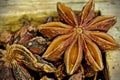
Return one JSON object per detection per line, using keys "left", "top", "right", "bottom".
{"left": 75, "top": 62, "right": 95, "bottom": 79}
{"left": 40, "top": 75, "right": 54, "bottom": 80}
{"left": 14, "top": 25, "right": 37, "bottom": 45}
{"left": 24, "top": 37, "right": 48, "bottom": 54}
{"left": 82, "top": 61, "right": 96, "bottom": 78}
{"left": 54, "top": 63, "right": 66, "bottom": 80}
{"left": 7, "top": 44, "right": 56, "bottom": 73}
{"left": 6, "top": 44, "right": 38, "bottom": 71}
{"left": 0, "top": 49, "right": 33, "bottom": 80}
{"left": 12, "top": 61, "right": 34, "bottom": 80}
{"left": 0, "top": 31, "right": 13, "bottom": 47}
{"left": 0, "top": 49, "right": 15, "bottom": 80}
{"left": 0, "top": 46, "right": 34, "bottom": 80}
{"left": 0, "top": 44, "right": 56, "bottom": 80}
{"left": 33, "top": 54, "right": 56, "bottom": 73}
{"left": 69, "top": 73, "right": 82, "bottom": 80}
{"left": 0, "top": 65, "right": 15, "bottom": 80}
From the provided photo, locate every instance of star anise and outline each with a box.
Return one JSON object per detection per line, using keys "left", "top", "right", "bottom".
{"left": 38, "top": 0, "right": 118, "bottom": 75}
{"left": 0, "top": 44, "right": 56, "bottom": 80}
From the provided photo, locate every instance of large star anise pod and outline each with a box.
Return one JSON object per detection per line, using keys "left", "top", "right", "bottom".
{"left": 38, "top": 0, "right": 118, "bottom": 75}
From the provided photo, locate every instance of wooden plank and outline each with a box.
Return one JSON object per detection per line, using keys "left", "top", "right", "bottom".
{"left": 0, "top": 0, "right": 108, "bottom": 6}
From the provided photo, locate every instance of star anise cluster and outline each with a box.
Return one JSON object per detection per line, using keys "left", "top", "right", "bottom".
{"left": 0, "top": 20, "right": 56, "bottom": 80}
{"left": 38, "top": 0, "right": 118, "bottom": 78}
{"left": 0, "top": 0, "right": 119, "bottom": 80}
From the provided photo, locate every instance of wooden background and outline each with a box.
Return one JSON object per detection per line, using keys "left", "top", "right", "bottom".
{"left": 0, "top": 0, "right": 120, "bottom": 80}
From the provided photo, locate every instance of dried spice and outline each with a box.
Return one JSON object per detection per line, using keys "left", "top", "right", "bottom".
{"left": 12, "top": 62, "right": 33, "bottom": 80}
{"left": 54, "top": 63, "right": 66, "bottom": 80}
{"left": 0, "top": 31, "right": 13, "bottom": 47}
{"left": 9, "top": 44, "right": 56, "bottom": 73}
{"left": 0, "top": 0, "right": 119, "bottom": 80}
{"left": 24, "top": 37, "right": 49, "bottom": 54}
{"left": 14, "top": 21, "right": 37, "bottom": 45}
{"left": 0, "top": 49, "right": 15, "bottom": 80}
{"left": 69, "top": 72, "right": 82, "bottom": 80}
{"left": 38, "top": 0, "right": 118, "bottom": 76}
{"left": 0, "top": 46, "right": 34, "bottom": 80}
{"left": 40, "top": 76, "right": 54, "bottom": 80}
{"left": 0, "top": 44, "right": 56, "bottom": 80}
{"left": 33, "top": 54, "right": 56, "bottom": 72}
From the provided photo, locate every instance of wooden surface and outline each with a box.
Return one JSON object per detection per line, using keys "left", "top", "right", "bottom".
{"left": 0, "top": 0, "right": 120, "bottom": 80}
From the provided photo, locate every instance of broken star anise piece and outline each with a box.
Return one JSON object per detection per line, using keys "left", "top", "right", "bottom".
{"left": 12, "top": 61, "right": 33, "bottom": 80}
{"left": 33, "top": 54, "right": 56, "bottom": 73}
{"left": 0, "top": 48, "right": 33, "bottom": 80}
{"left": 0, "top": 31, "right": 13, "bottom": 47}
{"left": 54, "top": 63, "right": 66, "bottom": 80}
{"left": 38, "top": 0, "right": 118, "bottom": 75}
{"left": 69, "top": 72, "right": 82, "bottom": 80}
{"left": 7, "top": 44, "right": 56, "bottom": 73}
{"left": 40, "top": 75, "right": 54, "bottom": 80}
{"left": 0, "top": 44, "right": 56, "bottom": 80}
{"left": 0, "top": 49, "right": 15, "bottom": 80}
{"left": 14, "top": 22, "right": 37, "bottom": 45}
{"left": 23, "top": 36, "right": 49, "bottom": 54}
